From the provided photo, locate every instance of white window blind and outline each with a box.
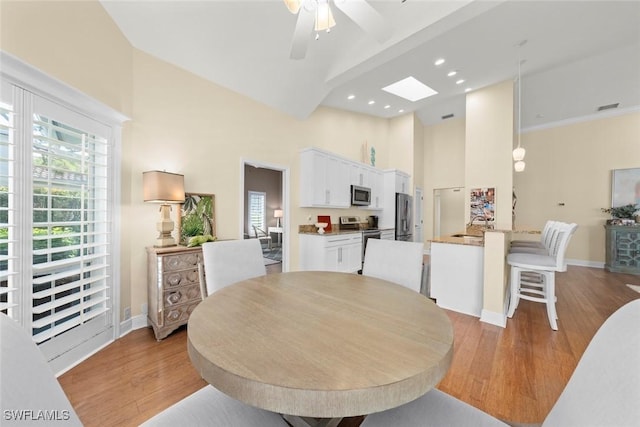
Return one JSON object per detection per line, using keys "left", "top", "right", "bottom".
{"left": 31, "top": 108, "right": 111, "bottom": 344}
{"left": 0, "top": 91, "right": 17, "bottom": 315}
{"left": 248, "top": 191, "right": 266, "bottom": 231}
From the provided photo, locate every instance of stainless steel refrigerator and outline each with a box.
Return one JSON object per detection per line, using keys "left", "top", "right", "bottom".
{"left": 395, "top": 193, "right": 413, "bottom": 241}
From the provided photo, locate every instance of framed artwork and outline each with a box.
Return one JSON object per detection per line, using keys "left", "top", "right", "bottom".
{"left": 470, "top": 188, "right": 495, "bottom": 225}
{"left": 178, "top": 193, "right": 216, "bottom": 245}
{"left": 611, "top": 167, "right": 640, "bottom": 208}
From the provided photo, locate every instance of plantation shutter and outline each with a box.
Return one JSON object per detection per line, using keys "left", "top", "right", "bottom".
{"left": 248, "top": 191, "right": 266, "bottom": 231}
{"left": 0, "top": 82, "right": 18, "bottom": 316}
{"left": 31, "top": 96, "right": 112, "bottom": 347}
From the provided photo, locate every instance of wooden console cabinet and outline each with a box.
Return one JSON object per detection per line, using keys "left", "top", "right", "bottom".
{"left": 147, "top": 246, "right": 204, "bottom": 340}
{"left": 604, "top": 225, "right": 640, "bottom": 275}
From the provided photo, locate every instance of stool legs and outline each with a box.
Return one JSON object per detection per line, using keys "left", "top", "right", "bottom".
{"left": 508, "top": 266, "right": 558, "bottom": 330}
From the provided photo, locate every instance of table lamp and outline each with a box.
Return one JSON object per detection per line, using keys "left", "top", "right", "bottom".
{"left": 143, "top": 170, "right": 185, "bottom": 247}
{"left": 274, "top": 209, "right": 283, "bottom": 228}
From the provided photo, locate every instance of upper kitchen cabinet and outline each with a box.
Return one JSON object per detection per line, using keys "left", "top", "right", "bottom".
{"left": 386, "top": 169, "right": 411, "bottom": 195}
{"left": 365, "top": 168, "right": 384, "bottom": 210}
{"left": 300, "top": 148, "right": 350, "bottom": 208}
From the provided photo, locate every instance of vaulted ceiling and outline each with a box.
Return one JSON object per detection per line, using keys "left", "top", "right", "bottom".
{"left": 100, "top": 0, "right": 640, "bottom": 128}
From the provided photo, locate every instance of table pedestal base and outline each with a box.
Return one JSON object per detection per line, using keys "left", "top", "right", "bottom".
{"left": 282, "top": 415, "right": 342, "bottom": 427}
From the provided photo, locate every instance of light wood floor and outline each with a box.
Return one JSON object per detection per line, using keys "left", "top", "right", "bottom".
{"left": 58, "top": 266, "right": 639, "bottom": 426}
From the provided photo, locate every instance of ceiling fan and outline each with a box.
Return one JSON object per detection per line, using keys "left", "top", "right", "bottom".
{"left": 284, "top": 0, "right": 392, "bottom": 60}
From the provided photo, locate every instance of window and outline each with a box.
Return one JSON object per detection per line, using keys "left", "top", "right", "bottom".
{"left": 248, "top": 191, "right": 266, "bottom": 232}
{"left": 0, "top": 54, "right": 125, "bottom": 373}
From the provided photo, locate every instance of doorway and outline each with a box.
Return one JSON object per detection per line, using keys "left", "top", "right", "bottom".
{"left": 241, "top": 159, "right": 290, "bottom": 273}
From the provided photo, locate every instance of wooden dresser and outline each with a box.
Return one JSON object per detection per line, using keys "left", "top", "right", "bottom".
{"left": 604, "top": 224, "right": 640, "bottom": 275}
{"left": 147, "top": 246, "right": 204, "bottom": 340}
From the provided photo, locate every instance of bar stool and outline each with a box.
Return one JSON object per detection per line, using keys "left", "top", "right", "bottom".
{"left": 507, "top": 222, "right": 578, "bottom": 330}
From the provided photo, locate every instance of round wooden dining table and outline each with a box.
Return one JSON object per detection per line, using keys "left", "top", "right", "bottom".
{"left": 187, "top": 271, "right": 454, "bottom": 419}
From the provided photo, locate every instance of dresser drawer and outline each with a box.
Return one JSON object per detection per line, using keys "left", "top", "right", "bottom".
{"left": 163, "top": 252, "right": 201, "bottom": 272}
{"left": 164, "top": 284, "right": 202, "bottom": 307}
{"left": 164, "top": 302, "right": 200, "bottom": 325}
{"left": 164, "top": 268, "right": 200, "bottom": 288}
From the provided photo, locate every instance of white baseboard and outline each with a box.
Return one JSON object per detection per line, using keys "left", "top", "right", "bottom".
{"left": 119, "top": 314, "right": 148, "bottom": 338}
{"left": 480, "top": 309, "right": 507, "bottom": 328}
{"left": 567, "top": 259, "right": 605, "bottom": 268}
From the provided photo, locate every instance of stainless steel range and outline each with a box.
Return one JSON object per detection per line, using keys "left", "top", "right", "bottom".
{"left": 339, "top": 216, "right": 381, "bottom": 268}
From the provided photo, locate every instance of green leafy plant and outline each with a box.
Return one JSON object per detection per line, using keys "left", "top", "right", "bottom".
{"left": 180, "top": 212, "right": 204, "bottom": 242}
{"left": 602, "top": 204, "right": 639, "bottom": 219}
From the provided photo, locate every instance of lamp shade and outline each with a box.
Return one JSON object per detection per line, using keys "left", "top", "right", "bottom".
{"left": 274, "top": 209, "right": 283, "bottom": 219}
{"left": 514, "top": 161, "right": 526, "bottom": 172}
{"left": 143, "top": 171, "right": 185, "bottom": 203}
{"left": 512, "top": 146, "right": 526, "bottom": 162}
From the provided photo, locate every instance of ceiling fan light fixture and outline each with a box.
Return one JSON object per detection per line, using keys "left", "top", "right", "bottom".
{"left": 315, "top": 1, "right": 336, "bottom": 32}
{"left": 284, "top": 0, "right": 302, "bottom": 14}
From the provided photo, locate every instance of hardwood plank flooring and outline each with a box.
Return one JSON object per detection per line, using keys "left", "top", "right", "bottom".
{"left": 58, "top": 266, "right": 639, "bottom": 426}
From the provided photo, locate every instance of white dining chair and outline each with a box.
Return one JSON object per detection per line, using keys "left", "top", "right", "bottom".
{"left": 140, "top": 385, "right": 289, "bottom": 427}
{"left": 362, "top": 298, "right": 640, "bottom": 427}
{"left": 362, "top": 238, "right": 424, "bottom": 293}
{"left": 1, "top": 313, "right": 83, "bottom": 426}
{"left": 200, "top": 239, "right": 266, "bottom": 298}
{"left": 507, "top": 222, "right": 578, "bottom": 330}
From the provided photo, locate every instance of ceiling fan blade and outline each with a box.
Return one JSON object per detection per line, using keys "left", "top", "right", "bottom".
{"left": 290, "top": 5, "right": 315, "bottom": 60}
{"left": 333, "top": 0, "right": 392, "bottom": 43}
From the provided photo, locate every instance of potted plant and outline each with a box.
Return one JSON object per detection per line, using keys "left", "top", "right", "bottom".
{"left": 602, "top": 203, "right": 639, "bottom": 225}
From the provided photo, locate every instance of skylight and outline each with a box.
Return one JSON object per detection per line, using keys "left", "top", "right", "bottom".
{"left": 382, "top": 77, "right": 438, "bottom": 102}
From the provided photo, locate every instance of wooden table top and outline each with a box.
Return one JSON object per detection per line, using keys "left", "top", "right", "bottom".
{"left": 187, "top": 271, "right": 454, "bottom": 418}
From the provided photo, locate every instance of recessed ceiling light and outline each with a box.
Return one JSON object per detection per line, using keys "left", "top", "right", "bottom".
{"left": 434, "top": 58, "right": 445, "bottom": 66}
{"left": 465, "top": 88, "right": 472, "bottom": 93}
{"left": 384, "top": 105, "right": 390, "bottom": 109}
{"left": 447, "top": 71, "right": 457, "bottom": 77}
{"left": 382, "top": 76, "right": 438, "bottom": 102}
{"left": 347, "top": 94, "right": 355, "bottom": 100}
{"left": 368, "top": 100, "right": 375, "bottom": 105}
{"left": 456, "top": 79, "right": 465, "bottom": 85}
{"left": 398, "top": 109, "right": 404, "bottom": 113}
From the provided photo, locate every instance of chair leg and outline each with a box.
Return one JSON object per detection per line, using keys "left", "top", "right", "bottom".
{"left": 546, "top": 273, "right": 558, "bottom": 330}
{"left": 507, "top": 266, "right": 520, "bottom": 318}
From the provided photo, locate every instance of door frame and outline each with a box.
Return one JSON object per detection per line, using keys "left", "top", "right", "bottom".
{"left": 240, "top": 158, "right": 290, "bottom": 272}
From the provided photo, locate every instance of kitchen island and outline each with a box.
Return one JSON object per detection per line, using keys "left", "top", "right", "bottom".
{"left": 430, "top": 228, "right": 540, "bottom": 327}
{"left": 430, "top": 233, "right": 484, "bottom": 317}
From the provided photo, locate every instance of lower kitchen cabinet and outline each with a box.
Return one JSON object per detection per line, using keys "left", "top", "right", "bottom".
{"left": 604, "top": 225, "right": 640, "bottom": 275}
{"left": 299, "top": 233, "right": 362, "bottom": 273}
{"left": 147, "top": 245, "right": 204, "bottom": 340}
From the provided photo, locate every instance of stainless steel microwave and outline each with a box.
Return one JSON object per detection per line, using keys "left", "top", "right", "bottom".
{"left": 350, "top": 185, "right": 371, "bottom": 206}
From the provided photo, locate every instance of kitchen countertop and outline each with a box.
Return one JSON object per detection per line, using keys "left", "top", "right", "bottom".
{"left": 430, "top": 226, "right": 541, "bottom": 247}
{"left": 298, "top": 225, "right": 394, "bottom": 235}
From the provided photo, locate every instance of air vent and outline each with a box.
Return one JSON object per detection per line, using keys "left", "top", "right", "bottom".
{"left": 441, "top": 113, "right": 454, "bottom": 120}
{"left": 597, "top": 103, "right": 619, "bottom": 112}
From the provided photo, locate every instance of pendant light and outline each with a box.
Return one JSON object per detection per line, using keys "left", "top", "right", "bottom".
{"left": 513, "top": 41, "right": 526, "bottom": 171}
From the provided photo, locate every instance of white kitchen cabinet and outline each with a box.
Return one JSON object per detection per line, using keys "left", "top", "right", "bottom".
{"left": 387, "top": 169, "right": 410, "bottom": 194}
{"left": 299, "top": 233, "right": 362, "bottom": 273}
{"left": 300, "top": 148, "right": 350, "bottom": 208}
{"left": 350, "top": 162, "right": 369, "bottom": 187}
{"left": 430, "top": 241, "right": 484, "bottom": 317}
{"left": 365, "top": 168, "right": 384, "bottom": 210}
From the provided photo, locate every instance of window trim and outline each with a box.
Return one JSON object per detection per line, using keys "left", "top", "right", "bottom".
{"left": 1, "top": 50, "right": 128, "bottom": 374}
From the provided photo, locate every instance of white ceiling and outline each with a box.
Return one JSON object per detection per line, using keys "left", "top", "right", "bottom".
{"left": 100, "top": 0, "right": 640, "bottom": 128}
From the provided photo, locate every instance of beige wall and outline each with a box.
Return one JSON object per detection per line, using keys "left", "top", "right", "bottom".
{"left": 422, "top": 117, "right": 466, "bottom": 242}
{"left": 465, "top": 80, "right": 514, "bottom": 230}
{"left": 515, "top": 111, "right": 640, "bottom": 263}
